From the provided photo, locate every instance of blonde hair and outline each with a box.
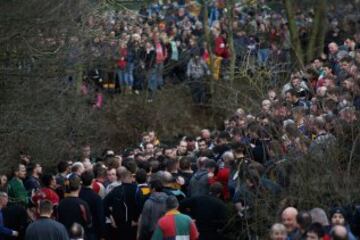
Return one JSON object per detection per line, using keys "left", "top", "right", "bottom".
{"left": 270, "top": 223, "right": 287, "bottom": 237}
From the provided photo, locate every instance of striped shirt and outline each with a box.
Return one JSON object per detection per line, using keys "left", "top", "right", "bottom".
{"left": 151, "top": 210, "right": 199, "bottom": 240}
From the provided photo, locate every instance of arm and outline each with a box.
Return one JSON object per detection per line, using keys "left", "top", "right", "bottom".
{"left": 151, "top": 225, "right": 163, "bottom": 240}
{"left": 0, "top": 225, "right": 15, "bottom": 237}
{"left": 189, "top": 220, "right": 199, "bottom": 240}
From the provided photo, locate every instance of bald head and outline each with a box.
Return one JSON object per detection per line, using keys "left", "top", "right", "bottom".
{"left": 328, "top": 42, "right": 339, "bottom": 55}
{"left": 331, "top": 225, "right": 348, "bottom": 240}
{"left": 282, "top": 207, "right": 299, "bottom": 233}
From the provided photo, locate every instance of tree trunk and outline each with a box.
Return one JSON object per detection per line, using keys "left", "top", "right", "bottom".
{"left": 283, "top": 0, "right": 304, "bottom": 67}
{"left": 306, "top": 0, "right": 326, "bottom": 63}
{"left": 227, "top": 0, "right": 236, "bottom": 85}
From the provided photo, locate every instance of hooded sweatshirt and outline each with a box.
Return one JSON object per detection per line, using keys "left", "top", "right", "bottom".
{"left": 138, "top": 192, "right": 168, "bottom": 240}
{"left": 189, "top": 169, "right": 209, "bottom": 197}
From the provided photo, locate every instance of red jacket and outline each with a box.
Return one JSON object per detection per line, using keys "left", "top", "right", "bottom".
{"left": 117, "top": 47, "right": 128, "bottom": 69}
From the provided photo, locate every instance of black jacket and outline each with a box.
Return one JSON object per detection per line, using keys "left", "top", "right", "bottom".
{"left": 57, "top": 196, "right": 92, "bottom": 234}
{"left": 180, "top": 195, "right": 228, "bottom": 240}
{"left": 79, "top": 187, "right": 105, "bottom": 238}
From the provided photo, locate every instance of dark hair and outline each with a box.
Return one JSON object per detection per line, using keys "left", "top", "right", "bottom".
{"left": 149, "top": 179, "right": 163, "bottom": 192}
{"left": 297, "top": 211, "right": 312, "bottom": 230}
{"left": 39, "top": 200, "right": 53, "bottom": 215}
{"left": 286, "top": 88, "right": 300, "bottom": 98}
{"left": 41, "top": 174, "right": 54, "bottom": 188}
{"left": 179, "top": 157, "right": 192, "bottom": 170}
{"left": 26, "top": 162, "right": 37, "bottom": 175}
{"left": 57, "top": 161, "right": 69, "bottom": 173}
{"left": 93, "top": 163, "right": 106, "bottom": 178}
{"left": 81, "top": 170, "right": 94, "bottom": 187}
{"left": 123, "top": 159, "right": 137, "bottom": 174}
{"left": 165, "top": 158, "right": 178, "bottom": 172}
{"left": 135, "top": 169, "right": 147, "bottom": 184}
{"left": 307, "top": 223, "right": 325, "bottom": 237}
{"left": 166, "top": 195, "right": 179, "bottom": 210}
{"left": 68, "top": 174, "right": 81, "bottom": 191}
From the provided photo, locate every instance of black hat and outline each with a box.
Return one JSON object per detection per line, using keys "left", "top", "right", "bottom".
{"left": 329, "top": 207, "right": 346, "bottom": 219}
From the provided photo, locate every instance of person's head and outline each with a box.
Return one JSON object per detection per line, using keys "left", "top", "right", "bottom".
{"left": 297, "top": 211, "right": 312, "bottom": 232}
{"left": 145, "top": 142, "right": 155, "bottom": 155}
{"left": 310, "top": 208, "right": 330, "bottom": 226}
{"left": 177, "top": 140, "right": 188, "bottom": 155}
{"left": 27, "top": 162, "right": 42, "bottom": 177}
{"left": 268, "top": 89, "right": 277, "bottom": 102}
{"left": 200, "top": 129, "right": 211, "bottom": 142}
{"left": 148, "top": 131, "right": 157, "bottom": 143}
{"left": 328, "top": 42, "right": 339, "bottom": 55}
{"left": 70, "top": 223, "right": 85, "bottom": 240}
{"left": 41, "top": 174, "right": 56, "bottom": 189}
{"left": 71, "top": 162, "right": 85, "bottom": 176}
{"left": 107, "top": 168, "right": 117, "bottom": 183}
{"left": 135, "top": 169, "right": 147, "bottom": 184}
{"left": 149, "top": 178, "right": 163, "bottom": 192}
{"left": 165, "top": 158, "right": 178, "bottom": 173}
{"left": 198, "top": 138, "right": 208, "bottom": 152}
{"left": 270, "top": 223, "right": 288, "bottom": 240}
{"left": 166, "top": 195, "right": 179, "bottom": 211}
{"left": 81, "top": 144, "right": 91, "bottom": 158}
{"left": 313, "top": 116, "right": 326, "bottom": 133}
{"left": 81, "top": 170, "right": 94, "bottom": 187}
{"left": 68, "top": 174, "right": 82, "bottom": 193}
{"left": 93, "top": 163, "right": 107, "bottom": 180}
{"left": 306, "top": 223, "right": 325, "bottom": 240}
{"left": 196, "top": 157, "right": 209, "bottom": 170}
{"left": 0, "top": 175, "right": 7, "bottom": 187}
{"left": 0, "top": 192, "right": 8, "bottom": 208}
{"left": 330, "top": 208, "right": 346, "bottom": 226}
{"left": 262, "top": 99, "right": 272, "bottom": 112}
{"left": 14, "top": 163, "right": 27, "bottom": 179}
{"left": 179, "top": 157, "right": 192, "bottom": 171}
{"left": 117, "top": 166, "right": 133, "bottom": 183}
{"left": 142, "top": 133, "right": 151, "bottom": 144}
{"left": 330, "top": 225, "right": 348, "bottom": 240}
{"left": 57, "top": 161, "right": 70, "bottom": 174}
{"left": 38, "top": 200, "right": 53, "bottom": 217}
{"left": 285, "top": 89, "right": 299, "bottom": 103}
{"left": 281, "top": 207, "right": 299, "bottom": 233}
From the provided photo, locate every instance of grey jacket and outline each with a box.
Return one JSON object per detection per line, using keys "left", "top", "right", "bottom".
{"left": 138, "top": 192, "right": 168, "bottom": 240}
{"left": 189, "top": 169, "right": 209, "bottom": 197}
{"left": 25, "top": 218, "right": 69, "bottom": 240}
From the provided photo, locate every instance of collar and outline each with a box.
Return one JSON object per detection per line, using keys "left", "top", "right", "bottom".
{"left": 165, "top": 209, "right": 180, "bottom": 216}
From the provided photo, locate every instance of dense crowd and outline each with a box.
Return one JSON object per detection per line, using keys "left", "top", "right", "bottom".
{"left": 1, "top": 0, "right": 360, "bottom": 240}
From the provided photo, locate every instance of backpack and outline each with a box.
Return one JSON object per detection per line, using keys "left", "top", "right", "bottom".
{"left": 110, "top": 186, "right": 129, "bottom": 226}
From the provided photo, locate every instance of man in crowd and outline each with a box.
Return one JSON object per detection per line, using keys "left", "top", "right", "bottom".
{"left": 7, "top": 164, "right": 28, "bottom": 206}
{"left": 57, "top": 174, "right": 92, "bottom": 235}
{"left": 79, "top": 171, "right": 105, "bottom": 240}
{"left": 152, "top": 196, "right": 199, "bottom": 240}
{"left": 25, "top": 200, "right": 68, "bottom": 240}
{"left": 103, "top": 167, "right": 139, "bottom": 240}
{"left": 0, "top": 192, "right": 18, "bottom": 239}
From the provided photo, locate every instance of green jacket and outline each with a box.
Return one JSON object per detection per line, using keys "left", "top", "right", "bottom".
{"left": 7, "top": 178, "right": 28, "bottom": 206}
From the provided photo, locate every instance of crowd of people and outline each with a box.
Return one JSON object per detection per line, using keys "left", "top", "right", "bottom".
{"left": 1, "top": 0, "right": 360, "bottom": 239}
{"left": 79, "top": 0, "right": 320, "bottom": 103}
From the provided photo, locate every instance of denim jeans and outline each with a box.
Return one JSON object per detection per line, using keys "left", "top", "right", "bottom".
{"left": 155, "top": 63, "right": 164, "bottom": 88}
{"left": 257, "top": 48, "right": 271, "bottom": 66}
{"left": 125, "top": 62, "right": 134, "bottom": 87}
{"left": 116, "top": 69, "right": 127, "bottom": 87}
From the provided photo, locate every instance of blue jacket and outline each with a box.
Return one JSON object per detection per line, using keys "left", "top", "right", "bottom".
{"left": 0, "top": 209, "right": 13, "bottom": 240}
